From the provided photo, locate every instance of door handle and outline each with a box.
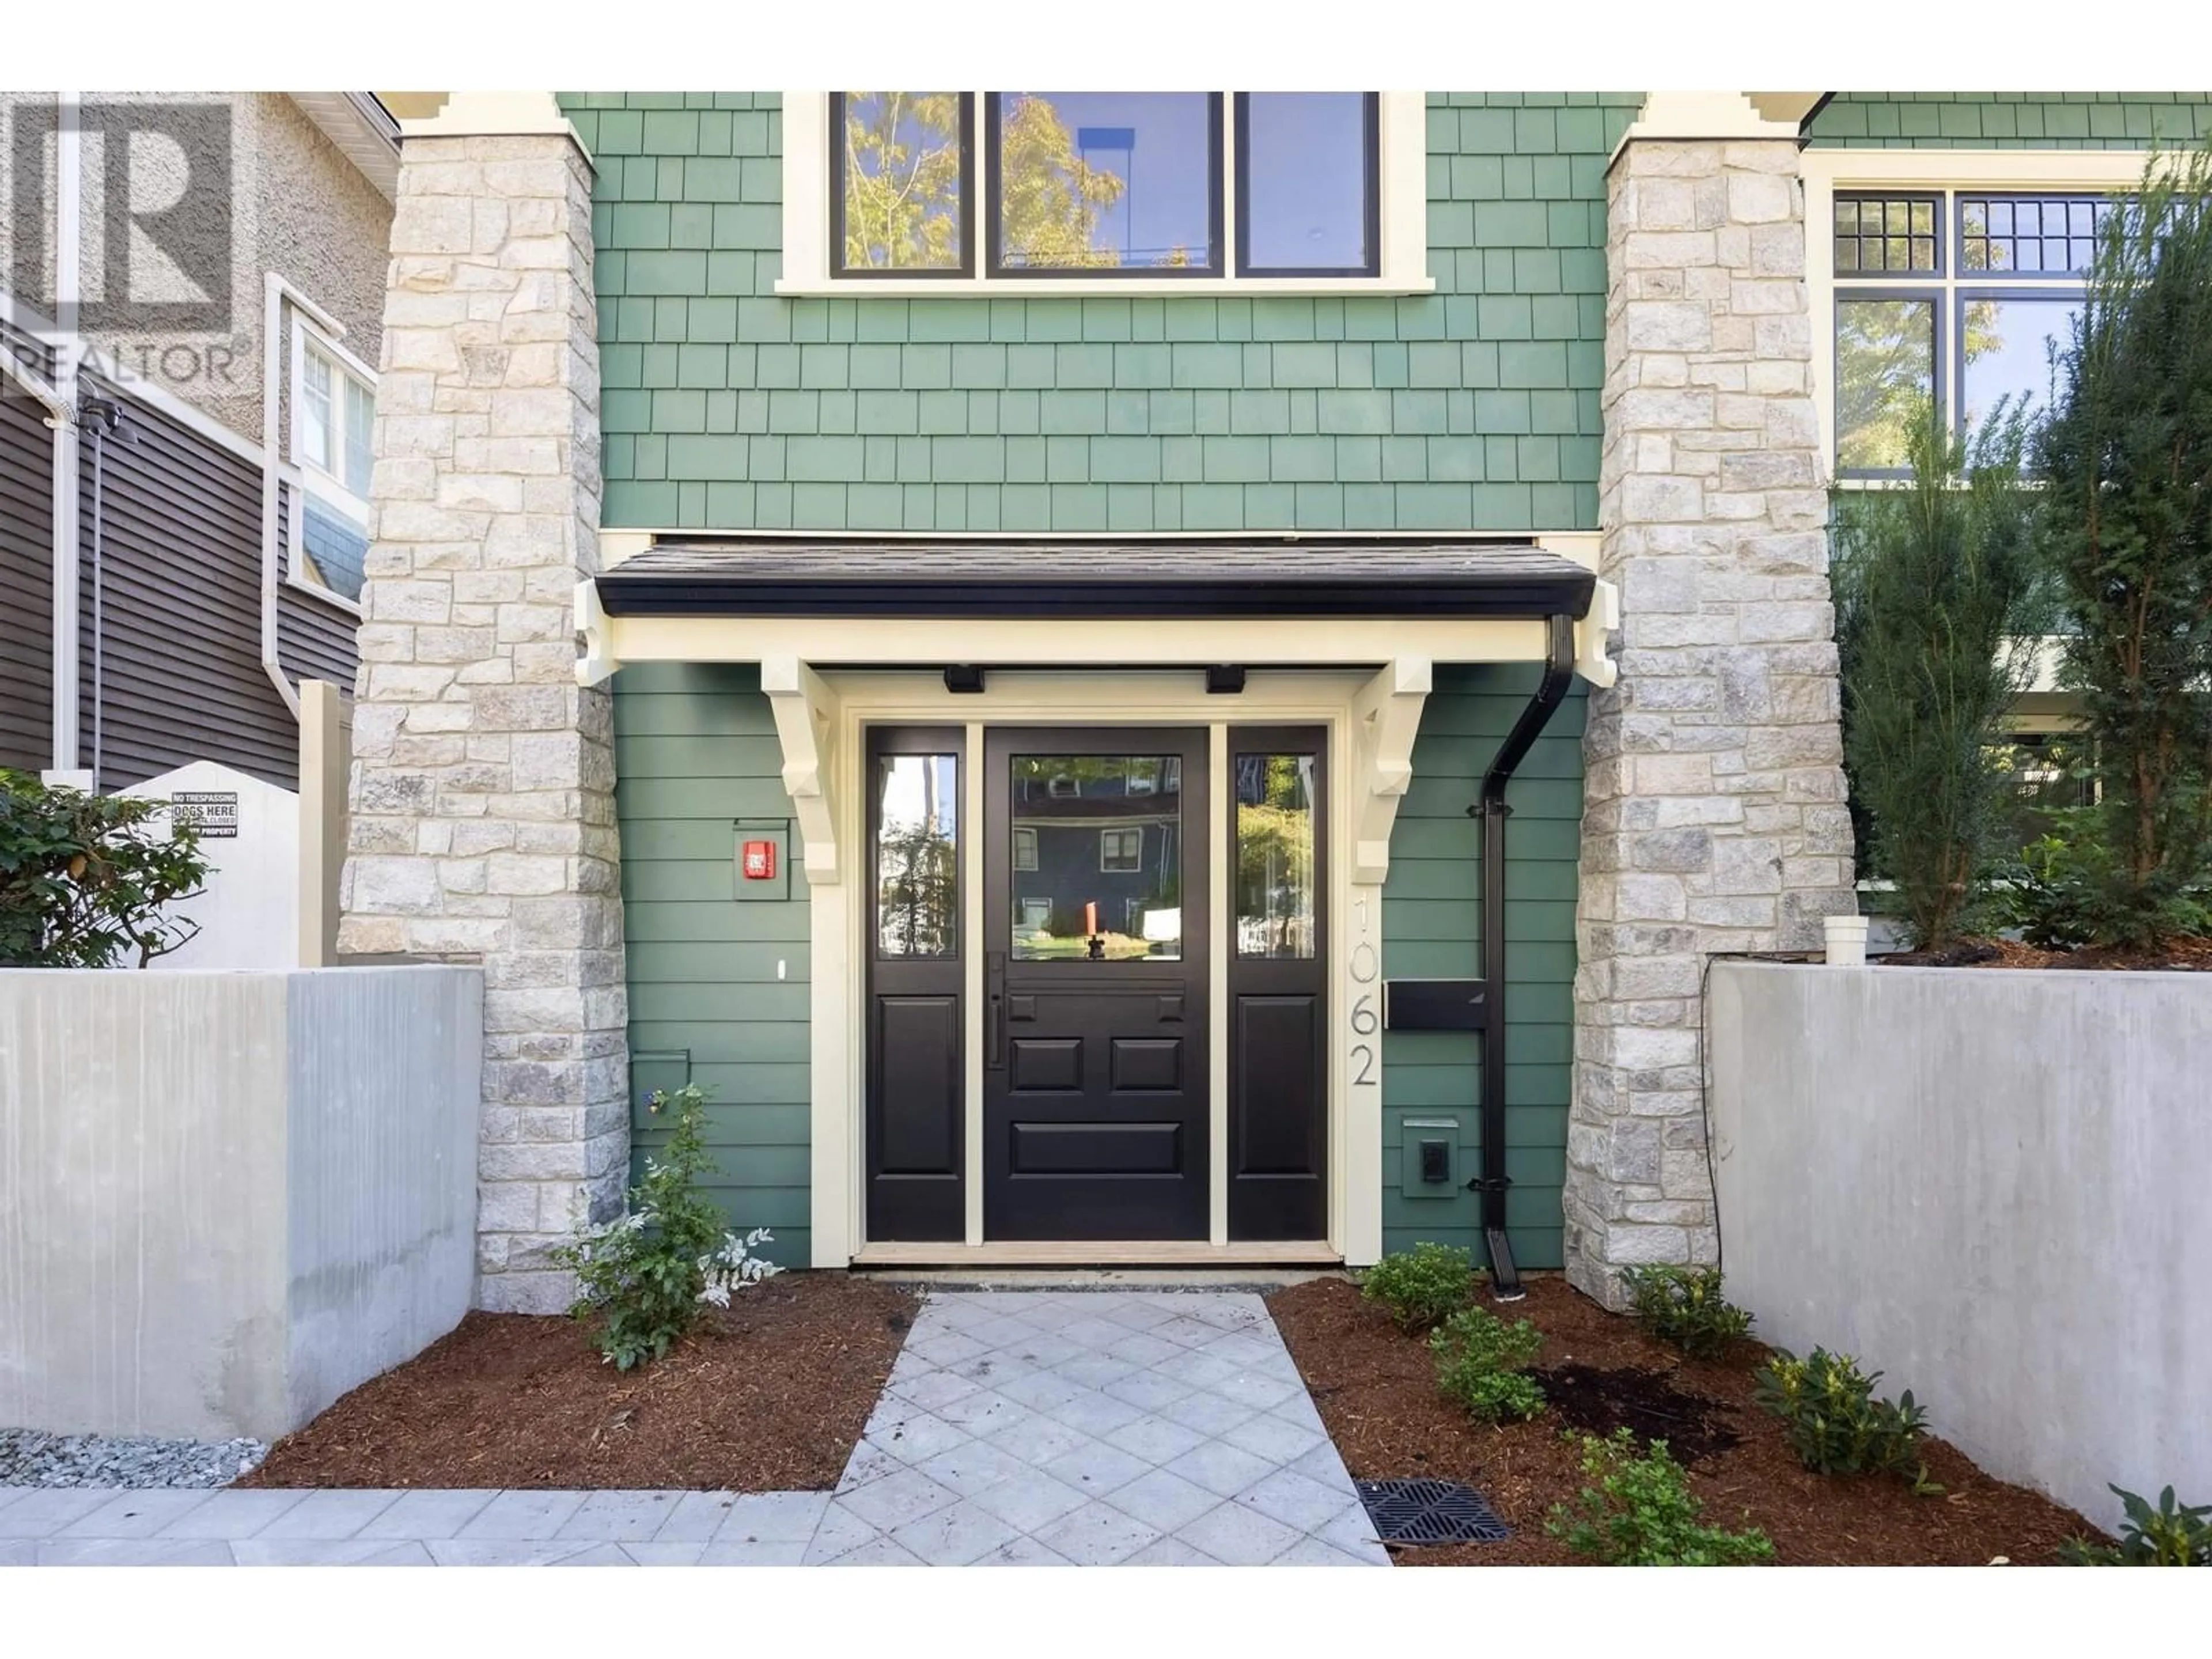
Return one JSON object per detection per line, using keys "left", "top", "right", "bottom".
{"left": 986, "top": 952, "right": 1007, "bottom": 1070}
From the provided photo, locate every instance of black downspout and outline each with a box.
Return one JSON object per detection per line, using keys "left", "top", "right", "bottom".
{"left": 1467, "top": 612, "right": 1577, "bottom": 1301}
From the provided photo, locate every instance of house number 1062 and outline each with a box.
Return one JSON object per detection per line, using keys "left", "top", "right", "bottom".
{"left": 1349, "top": 939, "right": 1379, "bottom": 1086}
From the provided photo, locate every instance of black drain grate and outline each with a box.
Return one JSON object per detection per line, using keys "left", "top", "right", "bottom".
{"left": 1355, "top": 1478, "right": 1510, "bottom": 1546}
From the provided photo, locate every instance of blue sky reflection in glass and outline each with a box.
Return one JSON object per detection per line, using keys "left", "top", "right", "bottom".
{"left": 1244, "top": 94, "right": 1370, "bottom": 272}
{"left": 996, "top": 93, "right": 1213, "bottom": 269}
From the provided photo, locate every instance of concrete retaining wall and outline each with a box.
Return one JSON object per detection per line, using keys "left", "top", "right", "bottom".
{"left": 0, "top": 965, "right": 480, "bottom": 1441}
{"left": 1709, "top": 963, "right": 2211, "bottom": 1531}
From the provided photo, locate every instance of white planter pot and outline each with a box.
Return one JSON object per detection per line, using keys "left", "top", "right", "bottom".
{"left": 1824, "top": 914, "right": 1870, "bottom": 967}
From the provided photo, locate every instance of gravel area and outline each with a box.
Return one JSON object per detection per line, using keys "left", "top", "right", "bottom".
{"left": 0, "top": 1427, "right": 267, "bottom": 1489}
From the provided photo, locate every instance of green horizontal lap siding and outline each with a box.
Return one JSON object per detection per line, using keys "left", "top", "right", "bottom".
{"left": 1380, "top": 663, "right": 1584, "bottom": 1271}
{"left": 614, "top": 661, "right": 811, "bottom": 1268}
{"left": 559, "top": 91, "right": 1640, "bottom": 534}
{"left": 1806, "top": 92, "right": 2212, "bottom": 149}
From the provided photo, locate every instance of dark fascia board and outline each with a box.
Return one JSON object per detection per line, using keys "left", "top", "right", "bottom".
{"left": 597, "top": 560, "right": 1595, "bottom": 623}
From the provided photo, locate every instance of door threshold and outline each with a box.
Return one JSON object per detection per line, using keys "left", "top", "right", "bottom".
{"left": 852, "top": 1240, "right": 1342, "bottom": 1268}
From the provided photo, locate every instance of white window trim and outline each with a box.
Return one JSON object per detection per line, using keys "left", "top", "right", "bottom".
{"left": 1013, "top": 825, "right": 1037, "bottom": 870}
{"left": 286, "top": 315, "right": 377, "bottom": 615}
{"left": 1100, "top": 825, "right": 1143, "bottom": 872}
{"left": 779, "top": 90, "right": 1433, "bottom": 297}
{"left": 1804, "top": 148, "right": 2157, "bottom": 479}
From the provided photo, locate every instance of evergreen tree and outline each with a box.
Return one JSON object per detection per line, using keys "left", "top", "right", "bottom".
{"left": 1833, "top": 404, "right": 2044, "bottom": 949}
{"left": 2034, "top": 143, "right": 2212, "bottom": 946}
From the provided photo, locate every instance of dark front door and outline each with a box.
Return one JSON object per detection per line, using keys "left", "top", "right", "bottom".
{"left": 983, "top": 728, "right": 1210, "bottom": 1240}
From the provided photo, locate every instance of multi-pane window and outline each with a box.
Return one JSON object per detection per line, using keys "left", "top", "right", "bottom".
{"left": 291, "top": 333, "right": 375, "bottom": 605}
{"left": 827, "top": 92, "right": 1377, "bottom": 284}
{"left": 1100, "top": 827, "right": 1143, "bottom": 872}
{"left": 1832, "top": 189, "right": 2103, "bottom": 478}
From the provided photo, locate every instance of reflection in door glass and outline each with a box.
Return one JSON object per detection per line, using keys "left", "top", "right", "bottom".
{"left": 1236, "top": 753, "right": 1316, "bottom": 959}
{"left": 1010, "top": 755, "right": 1181, "bottom": 960}
{"left": 876, "top": 753, "right": 958, "bottom": 957}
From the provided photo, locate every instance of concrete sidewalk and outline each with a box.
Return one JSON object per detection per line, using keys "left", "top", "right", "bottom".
{"left": 1, "top": 1289, "right": 1389, "bottom": 1567}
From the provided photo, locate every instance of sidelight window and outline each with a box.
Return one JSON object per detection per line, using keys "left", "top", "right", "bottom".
{"left": 1234, "top": 751, "right": 1318, "bottom": 960}
{"left": 875, "top": 751, "right": 959, "bottom": 957}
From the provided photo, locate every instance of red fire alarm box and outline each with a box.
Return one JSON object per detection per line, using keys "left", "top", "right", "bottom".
{"left": 741, "top": 840, "right": 777, "bottom": 881}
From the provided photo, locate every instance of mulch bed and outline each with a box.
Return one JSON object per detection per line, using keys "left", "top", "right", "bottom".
{"left": 1882, "top": 933, "right": 2212, "bottom": 971}
{"left": 1267, "top": 1275, "right": 2096, "bottom": 1566}
{"left": 241, "top": 1274, "right": 918, "bottom": 1491}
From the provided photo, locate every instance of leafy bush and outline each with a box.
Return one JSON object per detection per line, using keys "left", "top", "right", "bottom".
{"left": 1621, "top": 1265, "right": 1753, "bottom": 1360}
{"left": 1546, "top": 1428, "right": 1775, "bottom": 1566}
{"left": 0, "top": 769, "right": 210, "bottom": 967}
{"left": 1430, "top": 1304, "right": 1544, "bottom": 1423}
{"left": 1752, "top": 1347, "right": 1936, "bottom": 1486}
{"left": 549, "top": 1085, "right": 782, "bottom": 1370}
{"left": 2058, "top": 1485, "right": 2212, "bottom": 1566}
{"left": 1361, "top": 1241, "right": 1480, "bottom": 1331}
{"left": 2033, "top": 141, "right": 2212, "bottom": 948}
{"left": 1992, "top": 815, "right": 2212, "bottom": 950}
{"left": 1831, "top": 403, "right": 2047, "bottom": 950}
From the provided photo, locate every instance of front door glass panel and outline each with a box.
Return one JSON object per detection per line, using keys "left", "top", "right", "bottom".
{"left": 1234, "top": 751, "right": 1317, "bottom": 959}
{"left": 875, "top": 752, "right": 959, "bottom": 957}
{"left": 1007, "top": 754, "right": 1182, "bottom": 960}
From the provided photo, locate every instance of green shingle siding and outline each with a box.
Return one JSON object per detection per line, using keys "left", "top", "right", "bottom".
{"left": 1806, "top": 92, "right": 2212, "bottom": 150}
{"left": 614, "top": 661, "right": 812, "bottom": 1268}
{"left": 560, "top": 92, "right": 1639, "bottom": 533}
{"left": 1381, "top": 665, "right": 1586, "bottom": 1270}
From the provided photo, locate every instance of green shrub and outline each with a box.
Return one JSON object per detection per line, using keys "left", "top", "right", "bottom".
{"left": 1993, "top": 815, "right": 2212, "bottom": 951}
{"left": 1752, "top": 1347, "right": 1936, "bottom": 1486}
{"left": 0, "top": 768, "right": 210, "bottom": 967}
{"left": 1546, "top": 1428, "right": 1775, "bottom": 1566}
{"left": 1360, "top": 1241, "right": 1480, "bottom": 1331}
{"left": 1621, "top": 1265, "right": 1753, "bottom": 1360}
{"left": 549, "top": 1085, "right": 782, "bottom": 1370}
{"left": 2059, "top": 1486, "right": 2212, "bottom": 1566}
{"left": 1430, "top": 1305, "right": 1544, "bottom": 1423}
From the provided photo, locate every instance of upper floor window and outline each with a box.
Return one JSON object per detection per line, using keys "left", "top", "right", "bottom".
{"left": 792, "top": 91, "right": 1426, "bottom": 295}
{"left": 1831, "top": 188, "right": 2106, "bottom": 479}
{"left": 290, "top": 324, "right": 375, "bottom": 607}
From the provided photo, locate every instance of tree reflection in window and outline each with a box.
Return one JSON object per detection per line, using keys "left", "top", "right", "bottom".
{"left": 1236, "top": 752, "right": 1317, "bottom": 960}
{"left": 876, "top": 753, "right": 957, "bottom": 957}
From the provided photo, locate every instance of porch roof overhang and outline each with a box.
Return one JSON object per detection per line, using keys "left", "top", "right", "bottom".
{"left": 593, "top": 536, "right": 1598, "bottom": 622}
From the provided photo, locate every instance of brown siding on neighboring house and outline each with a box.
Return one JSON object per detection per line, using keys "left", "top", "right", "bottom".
{"left": 0, "top": 385, "right": 55, "bottom": 772}
{"left": 72, "top": 378, "right": 301, "bottom": 790}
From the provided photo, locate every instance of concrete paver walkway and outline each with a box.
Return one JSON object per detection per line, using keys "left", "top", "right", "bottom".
{"left": 806, "top": 1289, "right": 1388, "bottom": 1565}
{"left": 0, "top": 1289, "right": 1387, "bottom": 1567}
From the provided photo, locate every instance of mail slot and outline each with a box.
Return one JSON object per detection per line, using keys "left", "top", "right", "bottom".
{"left": 1382, "top": 979, "right": 1489, "bottom": 1032}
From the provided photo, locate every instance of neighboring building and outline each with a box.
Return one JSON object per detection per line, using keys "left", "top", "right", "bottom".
{"left": 335, "top": 90, "right": 2212, "bottom": 1312}
{"left": 0, "top": 92, "right": 394, "bottom": 791}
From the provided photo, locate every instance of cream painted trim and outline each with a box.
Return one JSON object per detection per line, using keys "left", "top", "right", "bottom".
{"left": 1803, "top": 148, "right": 2157, "bottom": 469}
{"left": 960, "top": 721, "right": 986, "bottom": 1248}
{"left": 398, "top": 91, "right": 584, "bottom": 150}
{"left": 799, "top": 668, "right": 1385, "bottom": 1268}
{"left": 853, "top": 1240, "right": 1340, "bottom": 1266}
{"left": 1610, "top": 92, "right": 1802, "bottom": 168}
{"left": 591, "top": 613, "right": 1558, "bottom": 673}
{"left": 778, "top": 90, "right": 1433, "bottom": 297}
{"left": 760, "top": 657, "right": 840, "bottom": 883}
{"left": 1206, "top": 723, "right": 1230, "bottom": 1247}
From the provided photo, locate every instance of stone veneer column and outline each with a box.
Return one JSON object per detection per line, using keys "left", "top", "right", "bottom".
{"left": 338, "top": 95, "right": 626, "bottom": 1314}
{"left": 1566, "top": 99, "right": 1856, "bottom": 1306}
